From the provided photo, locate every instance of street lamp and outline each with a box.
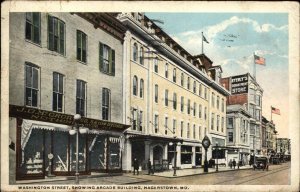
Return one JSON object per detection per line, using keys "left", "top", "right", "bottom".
{"left": 215, "top": 142, "right": 219, "bottom": 172}
{"left": 69, "top": 114, "right": 88, "bottom": 185}
{"left": 202, "top": 135, "right": 211, "bottom": 173}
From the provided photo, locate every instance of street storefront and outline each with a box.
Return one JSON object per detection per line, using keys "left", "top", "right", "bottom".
{"left": 9, "top": 105, "right": 130, "bottom": 180}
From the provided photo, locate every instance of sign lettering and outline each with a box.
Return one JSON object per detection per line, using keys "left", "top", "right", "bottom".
{"left": 231, "top": 74, "right": 248, "bottom": 95}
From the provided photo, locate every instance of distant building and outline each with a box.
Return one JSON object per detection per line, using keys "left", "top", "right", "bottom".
{"left": 261, "top": 116, "right": 277, "bottom": 155}
{"left": 221, "top": 73, "right": 263, "bottom": 156}
{"left": 276, "top": 138, "right": 290, "bottom": 155}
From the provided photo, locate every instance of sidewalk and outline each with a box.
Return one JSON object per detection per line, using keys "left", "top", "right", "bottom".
{"left": 148, "top": 165, "right": 252, "bottom": 178}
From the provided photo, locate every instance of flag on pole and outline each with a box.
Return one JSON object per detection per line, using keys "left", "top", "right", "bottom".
{"left": 271, "top": 106, "right": 280, "bottom": 115}
{"left": 202, "top": 34, "right": 209, "bottom": 44}
{"left": 254, "top": 54, "right": 266, "bottom": 65}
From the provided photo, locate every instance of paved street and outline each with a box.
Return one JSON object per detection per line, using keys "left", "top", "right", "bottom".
{"left": 17, "top": 162, "right": 290, "bottom": 185}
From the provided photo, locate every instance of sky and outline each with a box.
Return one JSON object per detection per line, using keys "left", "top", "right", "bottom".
{"left": 146, "top": 13, "right": 289, "bottom": 138}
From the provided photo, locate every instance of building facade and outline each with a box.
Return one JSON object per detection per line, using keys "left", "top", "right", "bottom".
{"left": 276, "top": 138, "right": 291, "bottom": 155}
{"left": 221, "top": 73, "right": 263, "bottom": 158}
{"left": 226, "top": 104, "right": 251, "bottom": 166}
{"left": 116, "top": 12, "right": 229, "bottom": 172}
{"left": 9, "top": 12, "right": 129, "bottom": 181}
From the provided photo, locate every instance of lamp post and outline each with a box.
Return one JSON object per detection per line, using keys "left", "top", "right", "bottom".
{"left": 216, "top": 142, "right": 219, "bottom": 172}
{"left": 69, "top": 114, "right": 88, "bottom": 185}
{"left": 202, "top": 135, "right": 211, "bottom": 173}
{"left": 169, "top": 140, "right": 177, "bottom": 176}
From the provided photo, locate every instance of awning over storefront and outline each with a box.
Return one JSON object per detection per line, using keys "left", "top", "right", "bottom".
{"left": 9, "top": 104, "right": 131, "bottom": 132}
{"left": 127, "top": 133, "right": 183, "bottom": 144}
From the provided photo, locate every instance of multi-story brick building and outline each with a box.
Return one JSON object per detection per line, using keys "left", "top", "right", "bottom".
{"left": 116, "top": 12, "right": 230, "bottom": 172}
{"left": 8, "top": 12, "right": 129, "bottom": 182}
{"left": 221, "top": 73, "right": 263, "bottom": 157}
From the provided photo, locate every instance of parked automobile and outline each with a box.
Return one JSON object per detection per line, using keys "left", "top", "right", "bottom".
{"left": 253, "top": 156, "right": 269, "bottom": 171}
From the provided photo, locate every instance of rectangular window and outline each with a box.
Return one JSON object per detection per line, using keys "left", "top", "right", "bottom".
{"left": 173, "top": 68, "right": 176, "bottom": 82}
{"left": 25, "top": 12, "right": 41, "bottom": 44}
{"left": 181, "top": 73, "right": 184, "bottom": 86}
{"left": 165, "top": 117, "right": 168, "bottom": 135}
{"left": 154, "top": 114, "right": 159, "bottom": 133}
{"left": 77, "top": 30, "right": 87, "bottom": 63}
{"left": 187, "top": 77, "right": 190, "bottom": 90}
{"left": 173, "top": 93, "right": 177, "bottom": 110}
{"left": 155, "top": 84, "right": 158, "bottom": 103}
{"left": 99, "top": 42, "right": 115, "bottom": 76}
{"left": 199, "top": 126, "right": 202, "bottom": 140}
{"left": 193, "top": 124, "right": 196, "bottom": 139}
{"left": 212, "top": 93, "right": 215, "bottom": 107}
{"left": 102, "top": 88, "right": 110, "bottom": 120}
{"left": 256, "top": 95, "right": 261, "bottom": 106}
{"left": 193, "top": 81, "right": 196, "bottom": 93}
{"left": 193, "top": 102, "right": 196, "bottom": 116}
{"left": 222, "top": 99, "right": 225, "bottom": 112}
{"left": 181, "top": 96, "right": 184, "bottom": 112}
{"left": 76, "top": 80, "right": 86, "bottom": 116}
{"left": 249, "top": 104, "right": 255, "bottom": 117}
{"left": 187, "top": 99, "right": 190, "bottom": 114}
{"left": 204, "top": 88, "right": 208, "bottom": 100}
{"left": 132, "top": 108, "right": 137, "bottom": 130}
{"left": 199, "top": 104, "right": 202, "bottom": 118}
{"left": 227, "top": 117, "right": 233, "bottom": 128}
{"left": 139, "top": 111, "right": 143, "bottom": 132}
{"left": 187, "top": 123, "right": 190, "bottom": 138}
{"left": 165, "top": 63, "right": 168, "bottom": 78}
{"left": 256, "top": 109, "right": 261, "bottom": 121}
{"left": 217, "top": 96, "right": 220, "bottom": 109}
{"left": 53, "top": 72, "right": 63, "bottom": 112}
{"left": 25, "top": 63, "right": 39, "bottom": 107}
{"left": 180, "top": 121, "right": 184, "bottom": 137}
{"left": 211, "top": 113, "right": 215, "bottom": 130}
{"left": 204, "top": 107, "right": 207, "bottom": 120}
{"left": 165, "top": 90, "right": 169, "bottom": 106}
{"left": 229, "top": 132, "right": 233, "bottom": 142}
{"left": 221, "top": 117, "right": 224, "bottom": 132}
{"left": 199, "top": 84, "right": 202, "bottom": 97}
{"left": 48, "top": 15, "right": 65, "bottom": 55}
{"left": 217, "top": 115, "right": 220, "bottom": 131}
{"left": 154, "top": 58, "right": 158, "bottom": 73}
{"left": 173, "top": 119, "right": 176, "bottom": 134}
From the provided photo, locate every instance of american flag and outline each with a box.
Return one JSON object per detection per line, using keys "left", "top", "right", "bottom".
{"left": 271, "top": 106, "right": 280, "bottom": 115}
{"left": 254, "top": 54, "right": 265, "bottom": 65}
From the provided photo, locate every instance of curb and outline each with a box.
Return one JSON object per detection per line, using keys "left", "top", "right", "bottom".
{"left": 150, "top": 167, "right": 253, "bottom": 178}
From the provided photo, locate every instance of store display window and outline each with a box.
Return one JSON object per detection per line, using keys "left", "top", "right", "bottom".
{"left": 88, "top": 135, "right": 106, "bottom": 170}
{"left": 108, "top": 137, "right": 121, "bottom": 170}
{"left": 181, "top": 146, "right": 192, "bottom": 164}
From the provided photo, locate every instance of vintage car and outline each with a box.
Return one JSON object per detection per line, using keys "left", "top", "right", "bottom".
{"left": 253, "top": 156, "right": 269, "bottom": 171}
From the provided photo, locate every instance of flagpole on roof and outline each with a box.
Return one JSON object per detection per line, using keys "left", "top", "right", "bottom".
{"left": 202, "top": 32, "right": 204, "bottom": 54}
{"left": 271, "top": 106, "right": 273, "bottom": 122}
{"left": 253, "top": 52, "right": 256, "bottom": 80}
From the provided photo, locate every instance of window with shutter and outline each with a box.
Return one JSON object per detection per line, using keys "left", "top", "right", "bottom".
{"left": 99, "top": 42, "right": 115, "bottom": 76}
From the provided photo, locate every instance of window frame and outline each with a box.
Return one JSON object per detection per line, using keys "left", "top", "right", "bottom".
{"left": 133, "top": 43, "right": 138, "bottom": 62}
{"left": 173, "top": 93, "right": 177, "bottom": 110}
{"left": 48, "top": 15, "right": 65, "bottom": 55}
{"left": 165, "top": 89, "right": 169, "bottom": 106}
{"left": 76, "top": 30, "right": 87, "bottom": 63}
{"left": 173, "top": 68, "right": 176, "bottom": 82}
{"left": 102, "top": 88, "right": 111, "bottom": 121}
{"left": 154, "top": 84, "right": 158, "bottom": 103}
{"left": 25, "top": 62, "right": 40, "bottom": 108}
{"left": 133, "top": 76, "right": 138, "bottom": 96}
{"left": 25, "top": 12, "right": 41, "bottom": 45}
{"left": 52, "top": 72, "right": 64, "bottom": 112}
{"left": 165, "top": 63, "right": 169, "bottom": 78}
{"left": 76, "top": 80, "right": 87, "bottom": 117}
{"left": 99, "top": 42, "right": 115, "bottom": 76}
{"left": 140, "top": 79, "right": 144, "bottom": 98}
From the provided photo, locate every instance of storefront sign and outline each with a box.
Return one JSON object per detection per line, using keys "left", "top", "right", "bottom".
{"left": 9, "top": 105, "right": 129, "bottom": 131}
{"left": 231, "top": 74, "right": 248, "bottom": 95}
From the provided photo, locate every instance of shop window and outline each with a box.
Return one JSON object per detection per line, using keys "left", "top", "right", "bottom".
{"left": 25, "top": 12, "right": 41, "bottom": 44}
{"left": 140, "top": 79, "right": 144, "bottom": 98}
{"left": 76, "top": 80, "right": 86, "bottom": 116}
{"left": 212, "top": 149, "right": 225, "bottom": 159}
{"left": 102, "top": 88, "right": 110, "bottom": 121}
{"left": 48, "top": 15, "right": 65, "bottom": 55}
{"left": 19, "top": 129, "right": 44, "bottom": 175}
{"left": 25, "top": 63, "right": 39, "bottom": 107}
{"left": 133, "top": 43, "right": 138, "bottom": 62}
{"left": 181, "top": 146, "right": 192, "bottom": 164}
{"left": 89, "top": 135, "right": 106, "bottom": 170}
{"left": 108, "top": 138, "right": 121, "bottom": 170}
{"left": 99, "top": 42, "right": 115, "bottom": 76}
{"left": 53, "top": 72, "right": 64, "bottom": 112}
{"left": 53, "top": 131, "right": 69, "bottom": 172}
{"left": 77, "top": 30, "right": 87, "bottom": 63}
{"left": 133, "top": 76, "right": 138, "bottom": 96}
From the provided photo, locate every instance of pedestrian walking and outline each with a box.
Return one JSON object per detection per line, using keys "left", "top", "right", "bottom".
{"left": 147, "top": 159, "right": 154, "bottom": 175}
{"left": 232, "top": 159, "right": 236, "bottom": 169}
{"left": 133, "top": 158, "right": 139, "bottom": 175}
{"left": 229, "top": 159, "right": 233, "bottom": 169}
